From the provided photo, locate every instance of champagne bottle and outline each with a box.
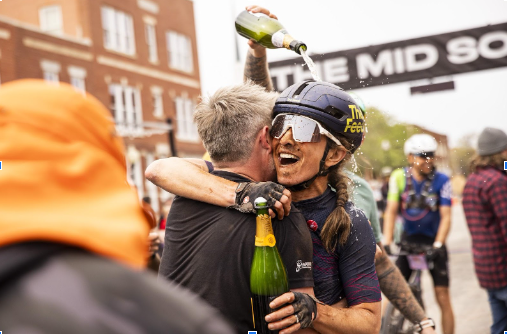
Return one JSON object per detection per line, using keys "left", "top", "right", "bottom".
{"left": 235, "top": 10, "right": 307, "bottom": 55}
{"left": 250, "top": 197, "right": 289, "bottom": 334}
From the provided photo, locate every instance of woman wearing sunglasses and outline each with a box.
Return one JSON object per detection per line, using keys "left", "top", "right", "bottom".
{"left": 146, "top": 79, "right": 382, "bottom": 334}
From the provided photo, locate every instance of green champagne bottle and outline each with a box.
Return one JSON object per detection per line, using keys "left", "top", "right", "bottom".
{"left": 250, "top": 197, "right": 289, "bottom": 334}
{"left": 235, "top": 10, "right": 307, "bottom": 55}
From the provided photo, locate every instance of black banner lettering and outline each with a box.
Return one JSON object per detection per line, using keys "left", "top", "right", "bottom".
{"left": 269, "top": 22, "right": 507, "bottom": 91}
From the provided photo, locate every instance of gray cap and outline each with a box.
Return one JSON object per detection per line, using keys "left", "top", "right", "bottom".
{"left": 478, "top": 127, "right": 507, "bottom": 156}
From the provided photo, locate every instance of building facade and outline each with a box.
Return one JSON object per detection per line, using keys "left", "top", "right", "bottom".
{"left": 0, "top": 0, "right": 205, "bottom": 214}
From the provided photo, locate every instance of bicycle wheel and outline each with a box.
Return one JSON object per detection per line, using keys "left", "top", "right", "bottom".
{"left": 380, "top": 302, "right": 415, "bottom": 334}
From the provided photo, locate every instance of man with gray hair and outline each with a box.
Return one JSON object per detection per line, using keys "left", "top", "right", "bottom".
{"left": 463, "top": 127, "right": 507, "bottom": 334}
{"left": 147, "top": 81, "right": 315, "bottom": 333}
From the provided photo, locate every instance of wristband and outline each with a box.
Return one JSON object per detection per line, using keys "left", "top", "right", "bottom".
{"left": 433, "top": 241, "right": 443, "bottom": 248}
{"left": 414, "top": 318, "right": 436, "bottom": 332}
{"left": 235, "top": 182, "right": 248, "bottom": 194}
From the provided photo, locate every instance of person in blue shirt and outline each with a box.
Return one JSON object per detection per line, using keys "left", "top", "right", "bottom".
{"left": 383, "top": 133, "right": 455, "bottom": 334}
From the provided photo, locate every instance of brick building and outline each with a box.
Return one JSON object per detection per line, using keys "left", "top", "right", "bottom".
{"left": 0, "top": 0, "right": 205, "bottom": 214}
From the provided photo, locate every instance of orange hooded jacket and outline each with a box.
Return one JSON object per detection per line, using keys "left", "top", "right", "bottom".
{"left": 0, "top": 80, "right": 150, "bottom": 268}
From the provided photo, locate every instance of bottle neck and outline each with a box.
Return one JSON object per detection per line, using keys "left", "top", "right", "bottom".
{"left": 255, "top": 209, "right": 276, "bottom": 247}
{"left": 282, "top": 34, "right": 307, "bottom": 55}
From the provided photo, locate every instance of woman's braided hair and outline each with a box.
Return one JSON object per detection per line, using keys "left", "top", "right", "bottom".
{"left": 320, "top": 134, "right": 354, "bottom": 253}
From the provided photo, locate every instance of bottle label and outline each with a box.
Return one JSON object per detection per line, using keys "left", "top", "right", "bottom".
{"left": 272, "top": 29, "right": 288, "bottom": 48}
{"left": 255, "top": 214, "right": 276, "bottom": 247}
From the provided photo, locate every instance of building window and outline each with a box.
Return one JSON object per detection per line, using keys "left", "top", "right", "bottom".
{"left": 175, "top": 96, "right": 198, "bottom": 141}
{"left": 145, "top": 23, "right": 158, "bottom": 63}
{"left": 68, "top": 66, "right": 87, "bottom": 93}
{"left": 101, "top": 6, "right": 135, "bottom": 55}
{"left": 166, "top": 31, "right": 193, "bottom": 73}
{"left": 127, "top": 146, "right": 144, "bottom": 200}
{"left": 39, "top": 5, "right": 63, "bottom": 35}
{"left": 109, "top": 84, "right": 143, "bottom": 133}
{"left": 40, "top": 60, "right": 60, "bottom": 84}
{"left": 151, "top": 86, "right": 163, "bottom": 118}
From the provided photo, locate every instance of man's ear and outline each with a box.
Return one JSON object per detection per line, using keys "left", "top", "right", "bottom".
{"left": 258, "top": 126, "right": 271, "bottom": 151}
{"left": 325, "top": 146, "right": 347, "bottom": 169}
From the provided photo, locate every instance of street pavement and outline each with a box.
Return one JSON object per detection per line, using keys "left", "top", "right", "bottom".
{"left": 420, "top": 201, "right": 492, "bottom": 334}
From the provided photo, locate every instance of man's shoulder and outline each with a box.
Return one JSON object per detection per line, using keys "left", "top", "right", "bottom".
{"left": 273, "top": 204, "right": 306, "bottom": 227}
{"left": 388, "top": 168, "right": 406, "bottom": 195}
{"left": 482, "top": 167, "right": 507, "bottom": 182}
{"left": 466, "top": 168, "right": 507, "bottom": 188}
{"left": 392, "top": 168, "right": 406, "bottom": 177}
{"left": 434, "top": 171, "right": 450, "bottom": 182}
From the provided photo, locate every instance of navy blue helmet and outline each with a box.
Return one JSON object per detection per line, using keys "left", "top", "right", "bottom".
{"left": 273, "top": 80, "right": 365, "bottom": 152}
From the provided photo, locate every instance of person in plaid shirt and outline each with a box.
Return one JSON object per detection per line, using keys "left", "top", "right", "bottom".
{"left": 463, "top": 127, "right": 507, "bottom": 334}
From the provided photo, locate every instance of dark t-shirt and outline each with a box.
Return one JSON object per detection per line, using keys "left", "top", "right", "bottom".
{"left": 159, "top": 171, "right": 314, "bottom": 334}
{"left": 294, "top": 187, "right": 381, "bottom": 306}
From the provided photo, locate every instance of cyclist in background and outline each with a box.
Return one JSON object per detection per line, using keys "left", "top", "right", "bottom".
{"left": 383, "top": 134, "right": 454, "bottom": 334}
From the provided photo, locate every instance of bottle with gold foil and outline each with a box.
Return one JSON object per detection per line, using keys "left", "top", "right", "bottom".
{"left": 250, "top": 197, "right": 289, "bottom": 334}
{"left": 235, "top": 10, "right": 307, "bottom": 55}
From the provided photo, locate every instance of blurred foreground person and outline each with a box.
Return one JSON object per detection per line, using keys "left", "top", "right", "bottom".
{"left": 0, "top": 80, "right": 234, "bottom": 334}
{"left": 463, "top": 127, "right": 507, "bottom": 334}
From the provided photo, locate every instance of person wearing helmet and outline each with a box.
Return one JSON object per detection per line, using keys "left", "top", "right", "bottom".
{"left": 383, "top": 133, "right": 455, "bottom": 334}
{"left": 147, "top": 80, "right": 381, "bottom": 334}
{"left": 146, "top": 6, "right": 447, "bottom": 334}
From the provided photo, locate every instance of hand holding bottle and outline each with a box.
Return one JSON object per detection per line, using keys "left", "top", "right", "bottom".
{"left": 236, "top": 5, "right": 306, "bottom": 55}
{"left": 264, "top": 291, "right": 321, "bottom": 333}
{"left": 244, "top": 5, "right": 278, "bottom": 58}
{"left": 228, "top": 181, "right": 292, "bottom": 220}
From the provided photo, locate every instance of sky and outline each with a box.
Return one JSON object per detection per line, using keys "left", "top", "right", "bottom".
{"left": 192, "top": 0, "right": 507, "bottom": 148}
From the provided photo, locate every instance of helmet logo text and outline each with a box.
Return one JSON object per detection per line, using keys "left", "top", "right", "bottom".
{"left": 344, "top": 105, "right": 364, "bottom": 133}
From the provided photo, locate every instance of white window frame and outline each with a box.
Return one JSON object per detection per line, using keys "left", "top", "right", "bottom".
{"left": 145, "top": 23, "right": 158, "bottom": 63}
{"left": 127, "top": 146, "right": 144, "bottom": 200}
{"left": 109, "top": 84, "right": 143, "bottom": 134}
{"left": 39, "top": 5, "right": 63, "bottom": 35}
{"left": 151, "top": 86, "right": 163, "bottom": 118}
{"left": 175, "top": 95, "right": 199, "bottom": 142}
{"left": 101, "top": 6, "right": 136, "bottom": 55}
{"left": 40, "top": 60, "right": 60, "bottom": 84}
{"left": 68, "top": 66, "right": 87, "bottom": 93}
{"left": 166, "top": 31, "right": 193, "bottom": 73}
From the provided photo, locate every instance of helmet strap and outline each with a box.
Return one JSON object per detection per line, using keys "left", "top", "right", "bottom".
{"left": 287, "top": 140, "right": 335, "bottom": 192}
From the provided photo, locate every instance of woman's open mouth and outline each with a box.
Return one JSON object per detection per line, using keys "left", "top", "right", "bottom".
{"left": 279, "top": 153, "right": 300, "bottom": 166}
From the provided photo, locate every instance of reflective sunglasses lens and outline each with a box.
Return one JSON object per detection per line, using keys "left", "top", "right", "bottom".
{"left": 270, "top": 115, "right": 287, "bottom": 138}
{"left": 271, "top": 114, "right": 322, "bottom": 143}
{"left": 292, "top": 117, "right": 321, "bottom": 143}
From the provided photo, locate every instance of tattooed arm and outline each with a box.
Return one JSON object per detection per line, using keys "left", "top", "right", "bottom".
{"left": 376, "top": 243, "right": 436, "bottom": 333}
{"left": 244, "top": 49, "right": 273, "bottom": 91}
{"left": 243, "top": 5, "right": 274, "bottom": 91}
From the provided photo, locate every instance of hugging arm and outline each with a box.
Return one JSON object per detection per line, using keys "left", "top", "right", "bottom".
{"left": 145, "top": 158, "right": 237, "bottom": 207}
{"left": 266, "top": 291, "right": 380, "bottom": 334}
{"left": 145, "top": 158, "right": 291, "bottom": 219}
{"left": 267, "top": 214, "right": 382, "bottom": 334}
